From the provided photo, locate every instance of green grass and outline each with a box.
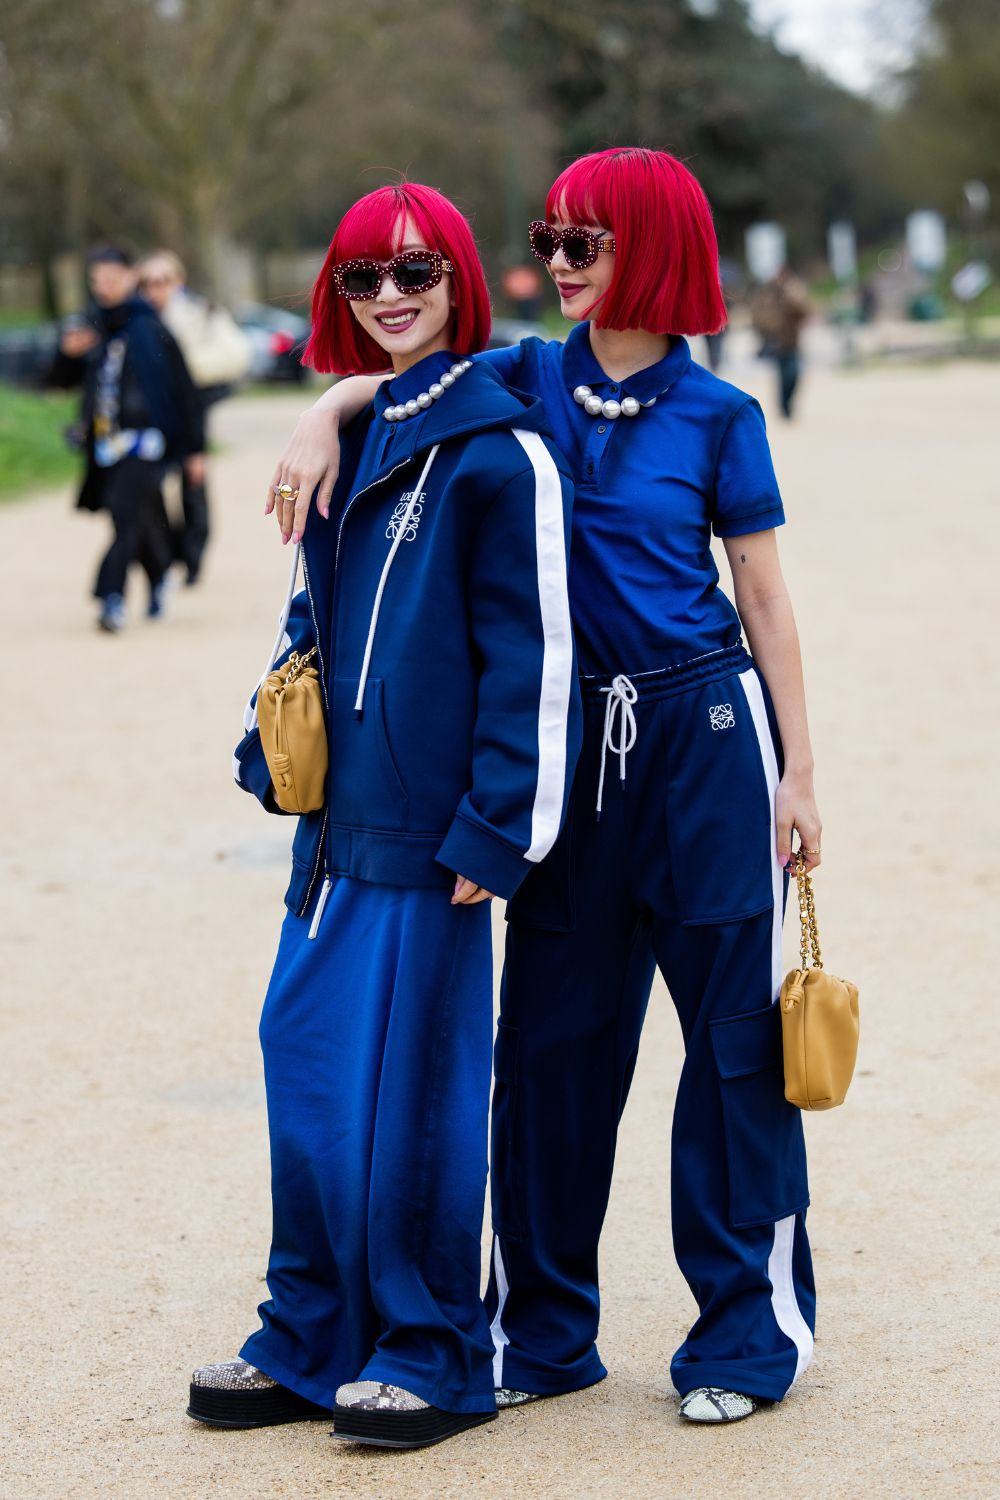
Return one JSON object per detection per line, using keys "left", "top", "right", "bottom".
{"left": 0, "top": 308, "right": 49, "bottom": 330}
{"left": 0, "top": 384, "right": 80, "bottom": 500}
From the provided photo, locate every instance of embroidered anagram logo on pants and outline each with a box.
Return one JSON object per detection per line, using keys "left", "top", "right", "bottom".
{"left": 386, "top": 493, "right": 425, "bottom": 542}
{"left": 709, "top": 702, "right": 735, "bottom": 731}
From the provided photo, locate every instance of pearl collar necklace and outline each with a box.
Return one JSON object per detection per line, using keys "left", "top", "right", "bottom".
{"left": 383, "top": 359, "right": 472, "bottom": 423}
{"left": 572, "top": 384, "right": 656, "bottom": 420}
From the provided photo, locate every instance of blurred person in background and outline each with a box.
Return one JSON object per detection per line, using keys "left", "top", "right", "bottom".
{"left": 138, "top": 250, "right": 252, "bottom": 585}
{"left": 268, "top": 146, "right": 823, "bottom": 1429}
{"left": 47, "top": 243, "right": 205, "bottom": 632}
{"left": 750, "top": 266, "right": 812, "bottom": 419}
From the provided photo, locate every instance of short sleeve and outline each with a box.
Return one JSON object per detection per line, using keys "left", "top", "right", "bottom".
{"left": 711, "top": 398, "right": 785, "bottom": 538}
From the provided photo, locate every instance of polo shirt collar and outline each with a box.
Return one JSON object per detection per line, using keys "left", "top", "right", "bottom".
{"left": 561, "top": 321, "right": 691, "bottom": 403}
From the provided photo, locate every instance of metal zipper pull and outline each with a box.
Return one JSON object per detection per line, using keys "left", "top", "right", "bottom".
{"left": 308, "top": 876, "right": 332, "bottom": 940}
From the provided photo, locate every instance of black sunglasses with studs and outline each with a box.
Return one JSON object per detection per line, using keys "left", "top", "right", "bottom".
{"left": 332, "top": 249, "right": 454, "bottom": 302}
{"left": 528, "top": 221, "right": 616, "bottom": 271}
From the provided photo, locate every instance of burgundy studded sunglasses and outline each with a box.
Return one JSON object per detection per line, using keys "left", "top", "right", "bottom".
{"left": 528, "top": 221, "right": 616, "bottom": 270}
{"left": 332, "top": 249, "right": 454, "bottom": 302}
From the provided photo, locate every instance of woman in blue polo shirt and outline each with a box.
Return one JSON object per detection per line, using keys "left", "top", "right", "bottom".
{"left": 267, "top": 147, "right": 823, "bottom": 1427}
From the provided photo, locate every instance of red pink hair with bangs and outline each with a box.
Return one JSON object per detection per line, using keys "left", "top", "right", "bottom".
{"left": 546, "top": 148, "right": 727, "bottom": 335}
{"left": 305, "top": 183, "right": 492, "bottom": 375}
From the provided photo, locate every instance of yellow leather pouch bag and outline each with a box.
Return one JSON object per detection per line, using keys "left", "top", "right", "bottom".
{"left": 257, "top": 646, "right": 328, "bottom": 814}
{"left": 780, "top": 855, "right": 860, "bottom": 1110}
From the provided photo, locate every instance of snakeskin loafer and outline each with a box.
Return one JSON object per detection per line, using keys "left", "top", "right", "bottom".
{"left": 187, "top": 1356, "right": 330, "bottom": 1428}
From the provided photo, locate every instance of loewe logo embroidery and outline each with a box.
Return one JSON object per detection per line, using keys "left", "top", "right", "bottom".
{"left": 709, "top": 703, "right": 735, "bottom": 731}
{"left": 386, "top": 492, "right": 425, "bottom": 542}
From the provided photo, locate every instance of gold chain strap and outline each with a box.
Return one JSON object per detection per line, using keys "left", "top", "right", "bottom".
{"left": 794, "top": 852, "right": 823, "bottom": 970}
{"left": 282, "top": 646, "right": 317, "bottom": 685}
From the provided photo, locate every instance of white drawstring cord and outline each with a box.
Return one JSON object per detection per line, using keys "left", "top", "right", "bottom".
{"left": 244, "top": 542, "right": 302, "bottom": 733}
{"left": 354, "top": 445, "right": 440, "bottom": 713}
{"left": 595, "top": 674, "right": 638, "bottom": 818}
{"left": 308, "top": 876, "right": 332, "bottom": 940}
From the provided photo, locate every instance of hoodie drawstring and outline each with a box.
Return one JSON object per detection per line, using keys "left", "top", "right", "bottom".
{"left": 308, "top": 876, "right": 332, "bottom": 940}
{"left": 596, "top": 674, "right": 638, "bottom": 818}
{"left": 354, "top": 444, "right": 440, "bottom": 713}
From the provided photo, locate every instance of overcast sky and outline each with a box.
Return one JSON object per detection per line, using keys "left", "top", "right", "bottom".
{"left": 747, "top": 0, "right": 921, "bottom": 95}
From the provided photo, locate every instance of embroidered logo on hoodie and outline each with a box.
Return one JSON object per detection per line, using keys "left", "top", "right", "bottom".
{"left": 387, "top": 493, "right": 425, "bottom": 542}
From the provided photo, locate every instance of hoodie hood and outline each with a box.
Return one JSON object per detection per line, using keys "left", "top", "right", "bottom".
{"left": 366, "top": 352, "right": 553, "bottom": 480}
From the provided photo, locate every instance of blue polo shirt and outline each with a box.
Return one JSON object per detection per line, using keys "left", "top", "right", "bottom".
{"left": 479, "top": 323, "right": 784, "bottom": 676}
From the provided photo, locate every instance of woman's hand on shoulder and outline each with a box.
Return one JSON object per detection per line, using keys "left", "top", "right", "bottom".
{"left": 266, "top": 405, "right": 343, "bottom": 543}
{"left": 265, "top": 375, "right": 386, "bottom": 543}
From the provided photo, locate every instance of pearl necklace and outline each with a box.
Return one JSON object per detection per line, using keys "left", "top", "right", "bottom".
{"left": 383, "top": 359, "right": 472, "bottom": 422}
{"left": 572, "top": 384, "right": 655, "bottom": 420}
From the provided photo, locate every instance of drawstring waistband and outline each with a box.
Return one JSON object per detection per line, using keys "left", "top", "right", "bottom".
{"left": 596, "top": 674, "right": 638, "bottom": 818}
{"left": 354, "top": 444, "right": 440, "bottom": 713}
{"left": 587, "top": 644, "right": 753, "bottom": 817}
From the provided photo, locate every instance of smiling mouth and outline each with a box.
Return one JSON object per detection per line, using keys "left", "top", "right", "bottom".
{"left": 555, "top": 282, "right": 587, "bottom": 298}
{"left": 376, "top": 309, "right": 420, "bottom": 330}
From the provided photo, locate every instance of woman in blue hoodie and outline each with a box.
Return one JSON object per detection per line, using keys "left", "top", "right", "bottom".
{"left": 266, "top": 150, "right": 823, "bottom": 1429}
{"left": 188, "top": 184, "right": 578, "bottom": 1450}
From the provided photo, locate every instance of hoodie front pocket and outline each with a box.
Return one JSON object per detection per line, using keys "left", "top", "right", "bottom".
{"left": 329, "top": 676, "right": 409, "bottom": 832}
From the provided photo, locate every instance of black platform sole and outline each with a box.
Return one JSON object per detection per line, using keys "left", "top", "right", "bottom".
{"left": 331, "top": 1403, "right": 497, "bottom": 1450}
{"left": 187, "top": 1382, "right": 331, "bottom": 1429}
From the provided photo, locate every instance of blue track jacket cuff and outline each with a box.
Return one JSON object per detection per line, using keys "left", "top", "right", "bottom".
{"left": 436, "top": 814, "right": 533, "bottom": 900}
{"left": 234, "top": 727, "right": 285, "bottom": 814}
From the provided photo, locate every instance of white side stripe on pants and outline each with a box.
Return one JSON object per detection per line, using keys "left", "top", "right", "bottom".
{"left": 738, "top": 668, "right": 814, "bottom": 1384}
{"left": 489, "top": 1236, "right": 511, "bottom": 1387}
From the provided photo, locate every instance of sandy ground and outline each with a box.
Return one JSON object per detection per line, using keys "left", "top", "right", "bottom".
{"left": 3, "top": 351, "right": 999, "bottom": 1500}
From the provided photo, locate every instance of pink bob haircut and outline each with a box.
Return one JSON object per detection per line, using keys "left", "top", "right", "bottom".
{"left": 304, "top": 183, "right": 492, "bottom": 375}
{"left": 545, "top": 147, "right": 727, "bottom": 336}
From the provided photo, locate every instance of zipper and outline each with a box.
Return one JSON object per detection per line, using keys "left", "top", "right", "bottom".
{"left": 299, "top": 454, "right": 421, "bottom": 936}
{"left": 334, "top": 457, "right": 412, "bottom": 574}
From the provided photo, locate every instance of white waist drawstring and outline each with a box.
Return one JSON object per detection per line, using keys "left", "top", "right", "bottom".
{"left": 354, "top": 444, "right": 440, "bottom": 713}
{"left": 595, "top": 674, "right": 638, "bottom": 818}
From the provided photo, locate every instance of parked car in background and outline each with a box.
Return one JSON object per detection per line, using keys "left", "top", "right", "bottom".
{"left": 233, "top": 302, "right": 310, "bottom": 383}
{"left": 0, "top": 322, "right": 60, "bottom": 386}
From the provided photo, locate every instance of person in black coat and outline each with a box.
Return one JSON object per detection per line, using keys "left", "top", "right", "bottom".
{"left": 47, "top": 243, "right": 206, "bottom": 632}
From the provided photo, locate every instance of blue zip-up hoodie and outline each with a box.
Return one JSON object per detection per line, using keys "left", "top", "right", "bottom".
{"left": 234, "top": 353, "right": 581, "bottom": 916}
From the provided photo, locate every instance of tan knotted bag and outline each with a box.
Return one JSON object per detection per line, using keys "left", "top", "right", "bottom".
{"left": 249, "top": 543, "right": 328, "bottom": 815}
{"left": 257, "top": 645, "right": 328, "bottom": 813}
{"left": 780, "top": 855, "right": 860, "bottom": 1110}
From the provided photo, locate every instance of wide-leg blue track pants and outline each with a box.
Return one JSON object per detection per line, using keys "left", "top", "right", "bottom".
{"left": 485, "top": 653, "right": 816, "bottom": 1403}
{"left": 241, "top": 877, "right": 497, "bottom": 1414}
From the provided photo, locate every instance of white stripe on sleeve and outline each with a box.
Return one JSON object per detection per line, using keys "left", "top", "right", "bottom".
{"left": 512, "top": 429, "right": 574, "bottom": 864}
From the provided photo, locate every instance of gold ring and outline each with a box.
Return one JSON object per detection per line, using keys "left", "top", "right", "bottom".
{"left": 275, "top": 482, "right": 300, "bottom": 501}
{"left": 801, "top": 848, "right": 821, "bottom": 855}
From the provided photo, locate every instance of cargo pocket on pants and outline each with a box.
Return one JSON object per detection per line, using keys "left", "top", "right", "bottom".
{"left": 490, "top": 1021, "right": 525, "bottom": 1241}
{"left": 709, "top": 1003, "right": 809, "bottom": 1229}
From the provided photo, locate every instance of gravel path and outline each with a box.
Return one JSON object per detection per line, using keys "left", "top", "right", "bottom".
{"left": 3, "top": 358, "right": 998, "bottom": 1498}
